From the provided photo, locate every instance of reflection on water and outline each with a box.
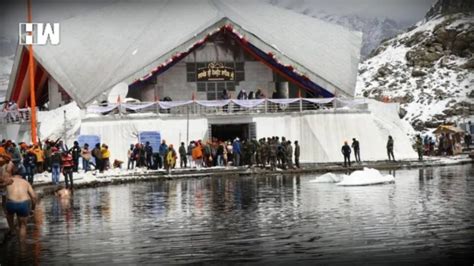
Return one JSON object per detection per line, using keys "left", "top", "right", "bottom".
{"left": 1, "top": 165, "right": 473, "bottom": 264}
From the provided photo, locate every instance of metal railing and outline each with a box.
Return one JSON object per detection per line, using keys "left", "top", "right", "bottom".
{"left": 0, "top": 108, "right": 31, "bottom": 124}
{"left": 86, "top": 98, "right": 369, "bottom": 117}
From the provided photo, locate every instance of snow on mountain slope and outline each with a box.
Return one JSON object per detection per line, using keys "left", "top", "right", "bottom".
{"left": 267, "top": 0, "right": 411, "bottom": 58}
{"left": 356, "top": 12, "right": 474, "bottom": 131}
{"left": 0, "top": 55, "right": 14, "bottom": 101}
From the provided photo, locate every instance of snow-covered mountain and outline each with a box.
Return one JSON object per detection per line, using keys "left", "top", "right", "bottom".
{"left": 305, "top": 12, "right": 408, "bottom": 58}
{"left": 356, "top": 0, "right": 474, "bottom": 132}
{"left": 268, "top": 0, "right": 412, "bottom": 58}
{"left": 0, "top": 55, "right": 14, "bottom": 102}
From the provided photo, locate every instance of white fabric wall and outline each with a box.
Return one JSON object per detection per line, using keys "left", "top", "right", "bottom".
{"left": 253, "top": 110, "right": 417, "bottom": 163}
{"left": 79, "top": 100, "right": 417, "bottom": 164}
{"left": 80, "top": 117, "right": 208, "bottom": 163}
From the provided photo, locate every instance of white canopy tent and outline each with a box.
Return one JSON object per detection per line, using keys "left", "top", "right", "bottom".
{"left": 7, "top": 0, "right": 362, "bottom": 108}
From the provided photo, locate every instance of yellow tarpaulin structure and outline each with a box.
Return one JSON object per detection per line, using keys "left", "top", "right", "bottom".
{"left": 433, "top": 125, "right": 465, "bottom": 135}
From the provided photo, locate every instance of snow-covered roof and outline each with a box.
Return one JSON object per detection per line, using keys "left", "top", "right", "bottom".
{"left": 14, "top": 0, "right": 362, "bottom": 107}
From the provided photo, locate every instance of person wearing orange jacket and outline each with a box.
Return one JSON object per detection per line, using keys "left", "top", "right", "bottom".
{"left": 31, "top": 145, "right": 44, "bottom": 173}
{"left": 192, "top": 142, "right": 203, "bottom": 169}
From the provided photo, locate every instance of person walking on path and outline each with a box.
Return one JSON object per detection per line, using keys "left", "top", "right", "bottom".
{"left": 294, "top": 141, "right": 300, "bottom": 168}
{"left": 351, "top": 138, "right": 361, "bottom": 163}
{"left": 232, "top": 138, "right": 241, "bottom": 167}
{"left": 166, "top": 145, "right": 177, "bottom": 174}
{"left": 145, "top": 142, "right": 153, "bottom": 169}
{"left": 387, "top": 136, "right": 396, "bottom": 162}
{"left": 23, "top": 150, "right": 36, "bottom": 185}
{"left": 5, "top": 170, "right": 36, "bottom": 240}
{"left": 61, "top": 151, "right": 74, "bottom": 189}
{"left": 464, "top": 133, "right": 472, "bottom": 150}
{"left": 69, "top": 141, "right": 81, "bottom": 172}
{"left": 92, "top": 143, "right": 103, "bottom": 172}
{"left": 341, "top": 141, "right": 351, "bottom": 167}
{"left": 286, "top": 140, "right": 293, "bottom": 169}
{"left": 158, "top": 140, "right": 168, "bottom": 169}
{"left": 81, "top": 144, "right": 92, "bottom": 172}
{"left": 269, "top": 138, "right": 278, "bottom": 170}
{"left": 216, "top": 142, "right": 225, "bottom": 167}
{"left": 179, "top": 142, "right": 187, "bottom": 168}
{"left": 187, "top": 142, "right": 194, "bottom": 168}
{"left": 416, "top": 135, "right": 424, "bottom": 161}
{"left": 101, "top": 144, "right": 111, "bottom": 171}
{"left": 50, "top": 147, "right": 61, "bottom": 185}
{"left": 32, "top": 144, "right": 44, "bottom": 173}
{"left": 127, "top": 144, "right": 135, "bottom": 170}
{"left": 192, "top": 142, "right": 203, "bottom": 169}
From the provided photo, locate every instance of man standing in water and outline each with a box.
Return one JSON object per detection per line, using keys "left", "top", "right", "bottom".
{"left": 5, "top": 167, "right": 37, "bottom": 239}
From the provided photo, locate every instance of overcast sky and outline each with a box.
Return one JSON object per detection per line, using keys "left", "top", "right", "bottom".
{"left": 0, "top": 0, "right": 436, "bottom": 55}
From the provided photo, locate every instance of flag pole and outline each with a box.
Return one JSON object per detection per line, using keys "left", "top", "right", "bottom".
{"left": 27, "top": 0, "right": 38, "bottom": 145}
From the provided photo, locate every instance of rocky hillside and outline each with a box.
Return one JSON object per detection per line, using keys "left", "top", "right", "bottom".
{"left": 356, "top": 2, "right": 473, "bottom": 132}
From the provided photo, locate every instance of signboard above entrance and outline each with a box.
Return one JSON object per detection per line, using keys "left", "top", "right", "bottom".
{"left": 197, "top": 62, "right": 235, "bottom": 81}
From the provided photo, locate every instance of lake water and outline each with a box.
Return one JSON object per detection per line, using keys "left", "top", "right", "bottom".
{"left": 1, "top": 164, "right": 473, "bottom": 264}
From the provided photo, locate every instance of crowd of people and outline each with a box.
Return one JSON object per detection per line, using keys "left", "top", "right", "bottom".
{"left": 415, "top": 132, "right": 472, "bottom": 160}
{"left": 0, "top": 138, "right": 115, "bottom": 189}
{"left": 126, "top": 136, "right": 302, "bottom": 172}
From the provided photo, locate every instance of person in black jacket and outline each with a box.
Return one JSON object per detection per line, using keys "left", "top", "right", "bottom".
{"left": 24, "top": 150, "right": 37, "bottom": 184}
{"left": 91, "top": 143, "right": 103, "bottom": 172}
{"left": 341, "top": 141, "right": 351, "bottom": 167}
{"left": 179, "top": 142, "right": 187, "bottom": 168}
{"left": 387, "top": 136, "right": 395, "bottom": 161}
{"left": 69, "top": 141, "right": 81, "bottom": 172}
{"left": 144, "top": 142, "right": 153, "bottom": 169}
{"left": 351, "top": 138, "right": 361, "bottom": 163}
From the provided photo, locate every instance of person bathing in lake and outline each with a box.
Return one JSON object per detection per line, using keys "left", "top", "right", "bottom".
{"left": 4, "top": 166, "right": 37, "bottom": 240}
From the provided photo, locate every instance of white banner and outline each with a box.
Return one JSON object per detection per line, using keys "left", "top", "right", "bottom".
{"left": 232, "top": 99, "right": 265, "bottom": 108}
{"left": 267, "top": 98, "right": 300, "bottom": 104}
{"left": 196, "top": 100, "right": 231, "bottom": 107}
{"left": 159, "top": 100, "right": 193, "bottom": 109}
{"left": 87, "top": 104, "right": 118, "bottom": 114}
{"left": 303, "top": 98, "right": 335, "bottom": 104}
{"left": 121, "top": 102, "right": 156, "bottom": 111}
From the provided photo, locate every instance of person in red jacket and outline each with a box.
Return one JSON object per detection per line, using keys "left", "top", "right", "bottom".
{"left": 61, "top": 151, "right": 74, "bottom": 190}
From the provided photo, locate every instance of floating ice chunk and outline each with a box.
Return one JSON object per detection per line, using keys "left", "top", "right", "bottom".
{"left": 310, "top": 172, "right": 343, "bottom": 183}
{"left": 336, "top": 167, "right": 394, "bottom": 186}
